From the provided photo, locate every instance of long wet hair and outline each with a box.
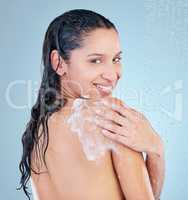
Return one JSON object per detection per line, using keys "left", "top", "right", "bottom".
{"left": 17, "top": 9, "right": 117, "bottom": 199}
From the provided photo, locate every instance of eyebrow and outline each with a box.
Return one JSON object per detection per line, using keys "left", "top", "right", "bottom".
{"left": 87, "top": 51, "right": 122, "bottom": 57}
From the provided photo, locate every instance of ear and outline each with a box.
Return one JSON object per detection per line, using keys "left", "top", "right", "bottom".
{"left": 50, "top": 49, "right": 68, "bottom": 76}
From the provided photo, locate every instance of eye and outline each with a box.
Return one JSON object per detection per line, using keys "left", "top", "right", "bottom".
{"left": 113, "top": 57, "right": 122, "bottom": 63}
{"left": 90, "top": 59, "right": 102, "bottom": 64}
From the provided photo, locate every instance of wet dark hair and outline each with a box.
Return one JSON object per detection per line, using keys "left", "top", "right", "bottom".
{"left": 17, "top": 9, "right": 117, "bottom": 199}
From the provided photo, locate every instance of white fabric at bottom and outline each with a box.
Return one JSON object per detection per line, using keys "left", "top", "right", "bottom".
{"left": 30, "top": 178, "right": 39, "bottom": 200}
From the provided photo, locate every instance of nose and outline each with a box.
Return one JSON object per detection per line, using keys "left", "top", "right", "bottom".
{"left": 101, "top": 67, "right": 121, "bottom": 85}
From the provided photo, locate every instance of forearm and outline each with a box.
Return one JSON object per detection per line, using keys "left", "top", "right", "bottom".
{"left": 145, "top": 135, "right": 165, "bottom": 200}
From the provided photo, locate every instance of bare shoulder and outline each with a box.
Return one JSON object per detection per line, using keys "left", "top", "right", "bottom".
{"left": 47, "top": 108, "right": 82, "bottom": 152}
{"left": 31, "top": 105, "right": 125, "bottom": 199}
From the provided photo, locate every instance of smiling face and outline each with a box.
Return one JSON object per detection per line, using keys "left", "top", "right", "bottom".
{"left": 60, "top": 28, "right": 122, "bottom": 102}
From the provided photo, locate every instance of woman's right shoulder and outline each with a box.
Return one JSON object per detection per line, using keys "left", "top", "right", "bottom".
{"left": 47, "top": 108, "right": 81, "bottom": 152}
{"left": 49, "top": 105, "right": 75, "bottom": 130}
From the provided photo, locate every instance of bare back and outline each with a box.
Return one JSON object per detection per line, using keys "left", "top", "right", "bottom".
{"left": 31, "top": 104, "right": 125, "bottom": 200}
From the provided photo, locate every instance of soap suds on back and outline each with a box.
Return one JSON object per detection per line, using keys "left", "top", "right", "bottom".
{"left": 66, "top": 98, "right": 117, "bottom": 161}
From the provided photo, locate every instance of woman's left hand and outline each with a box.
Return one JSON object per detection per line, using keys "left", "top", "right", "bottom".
{"left": 92, "top": 97, "right": 163, "bottom": 155}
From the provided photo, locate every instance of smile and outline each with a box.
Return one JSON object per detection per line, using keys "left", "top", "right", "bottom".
{"left": 93, "top": 84, "right": 113, "bottom": 95}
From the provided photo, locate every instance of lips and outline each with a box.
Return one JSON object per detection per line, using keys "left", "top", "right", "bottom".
{"left": 93, "top": 83, "right": 114, "bottom": 95}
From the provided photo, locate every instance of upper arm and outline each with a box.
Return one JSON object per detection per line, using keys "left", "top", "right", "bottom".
{"left": 112, "top": 144, "right": 155, "bottom": 200}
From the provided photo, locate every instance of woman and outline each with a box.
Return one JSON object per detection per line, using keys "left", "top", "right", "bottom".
{"left": 18, "top": 9, "right": 165, "bottom": 200}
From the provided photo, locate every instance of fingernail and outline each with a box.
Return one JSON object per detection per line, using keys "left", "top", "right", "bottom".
{"left": 111, "top": 103, "right": 118, "bottom": 109}
{"left": 93, "top": 116, "right": 100, "bottom": 124}
{"left": 93, "top": 101, "right": 101, "bottom": 106}
{"left": 102, "top": 129, "right": 108, "bottom": 133}
{"left": 95, "top": 109, "right": 101, "bottom": 114}
{"left": 101, "top": 100, "right": 109, "bottom": 106}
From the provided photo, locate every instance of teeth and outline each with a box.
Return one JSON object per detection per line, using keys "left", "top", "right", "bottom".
{"left": 95, "top": 84, "right": 113, "bottom": 92}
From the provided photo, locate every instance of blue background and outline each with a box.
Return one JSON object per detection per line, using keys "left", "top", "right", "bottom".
{"left": 0, "top": 0, "right": 187, "bottom": 199}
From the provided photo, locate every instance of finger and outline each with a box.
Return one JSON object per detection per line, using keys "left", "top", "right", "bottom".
{"left": 102, "top": 96, "right": 124, "bottom": 107}
{"left": 101, "top": 129, "right": 129, "bottom": 145}
{"left": 93, "top": 101, "right": 144, "bottom": 122}
{"left": 104, "top": 102, "right": 136, "bottom": 122}
{"left": 92, "top": 98, "right": 140, "bottom": 122}
{"left": 95, "top": 107, "right": 131, "bottom": 127}
{"left": 94, "top": 116, "right": 124, "bottom": 135}
{"left": 126, "top": 107, "right": 145, "bottom": 120}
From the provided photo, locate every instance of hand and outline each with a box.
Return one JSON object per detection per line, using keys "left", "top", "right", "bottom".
{"left": 92, "top": 97, "right": 163, "bottom": 155}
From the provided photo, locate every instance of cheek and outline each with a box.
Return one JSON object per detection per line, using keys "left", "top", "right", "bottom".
{"left": 67, "top": 72, "right": 96, "bottom": 95}
{"left": 70, "top": 65, "right": 99, "bottom": 84}
{"left": 67, "top": 62, "right": 101, "bottom": 96}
